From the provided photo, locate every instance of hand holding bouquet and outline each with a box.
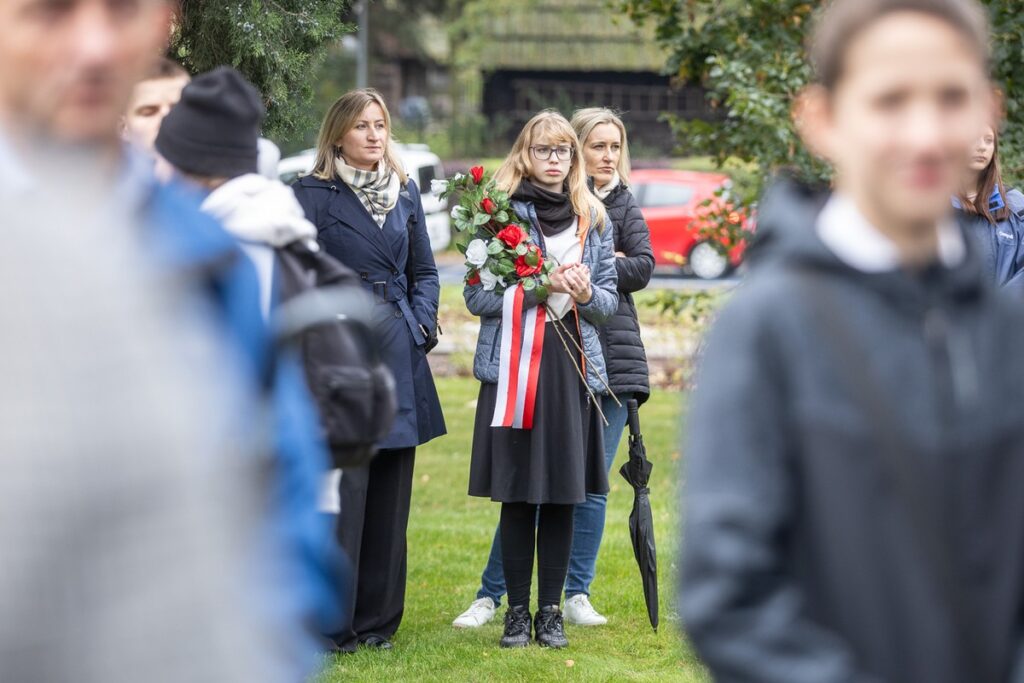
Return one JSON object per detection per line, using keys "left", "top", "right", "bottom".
{"left": 438, "top": 166, "right": 555, "bottom": 298}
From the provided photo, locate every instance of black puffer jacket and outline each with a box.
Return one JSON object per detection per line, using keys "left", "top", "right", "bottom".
{"left": 598, "top": 182, "right": 655, "bottom": 404}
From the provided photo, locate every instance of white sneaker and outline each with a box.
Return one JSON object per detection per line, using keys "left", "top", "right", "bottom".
{"left": 452, "top": 597, "right": 497, "bottom": 628}
{"left": 563, "top": 594, "right": 608, "bottom": 626}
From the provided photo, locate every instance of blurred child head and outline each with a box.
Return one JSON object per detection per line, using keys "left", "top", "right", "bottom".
{"left": 795, "top": 0, "right": 995, "bottom": 232}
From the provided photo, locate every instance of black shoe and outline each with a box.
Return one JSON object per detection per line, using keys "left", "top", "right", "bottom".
{"left": 499, "top": 605, "right": 532, "bottom": 648}
{"left": 534, "top": 605, "right": 568, "bottom": 649}
{"left": 360, "top": 635, "right": 393, "bottom": 650}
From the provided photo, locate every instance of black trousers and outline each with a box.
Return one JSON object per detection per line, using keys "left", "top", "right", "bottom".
{"left": 331, "top": 446, "right": 415, "bottom": 650}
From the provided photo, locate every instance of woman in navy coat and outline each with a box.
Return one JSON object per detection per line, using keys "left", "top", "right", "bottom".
{"left": 292, "top": 88, "right": 445, "bottom": 652}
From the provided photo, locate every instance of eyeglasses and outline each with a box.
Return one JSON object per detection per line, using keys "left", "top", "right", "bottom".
{"left": 530, "top": 145, "right": 574, "bottom": 161}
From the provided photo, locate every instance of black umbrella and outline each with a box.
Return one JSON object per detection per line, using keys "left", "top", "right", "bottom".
{"left": 619, "top": 398, "right": 658, "bottom": 631}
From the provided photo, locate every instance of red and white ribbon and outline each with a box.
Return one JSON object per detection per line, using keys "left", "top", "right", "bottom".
{"left": 491, "top": 283, "right": 546, "bottom": 429}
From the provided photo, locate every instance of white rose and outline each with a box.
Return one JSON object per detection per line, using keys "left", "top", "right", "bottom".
{"left": 479, "top": 267, "right": 499, "bottom": 291}
{"left": 451, "top": 205, "right": 467, "bottom": 221}
{"left": 465, "top": 238, "right": 488, "bottom": 267}
{"left": 430, "top": 179, "right": 448, "bottom": 195}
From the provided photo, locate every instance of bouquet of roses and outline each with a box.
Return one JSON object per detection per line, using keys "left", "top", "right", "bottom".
{"left": 434, "top": 165, "right": 619, "bottom": 430}
{"left": 434, "top": 165, "right": 554, "bottom": 298}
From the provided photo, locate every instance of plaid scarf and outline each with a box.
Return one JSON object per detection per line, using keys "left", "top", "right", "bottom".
{"left": 335, "top": 157, "right": 401, "bottom": 227}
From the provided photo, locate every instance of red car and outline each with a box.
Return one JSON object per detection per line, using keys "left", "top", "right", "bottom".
{"left": 630, "top": 169, "right": 749, "bottom": 279}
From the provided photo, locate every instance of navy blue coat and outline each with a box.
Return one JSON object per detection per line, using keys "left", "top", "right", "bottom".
{"left": 292, "top": 175, "right": 446, "bottom": 450}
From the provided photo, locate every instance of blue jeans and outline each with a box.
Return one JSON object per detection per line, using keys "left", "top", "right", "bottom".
{"left": 476, "top": 394, "right": 631, "bottom": 605}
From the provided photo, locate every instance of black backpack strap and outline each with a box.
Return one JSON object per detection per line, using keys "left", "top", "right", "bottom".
{"left": 794, "top": 266, "right": 991, "bottom": 681}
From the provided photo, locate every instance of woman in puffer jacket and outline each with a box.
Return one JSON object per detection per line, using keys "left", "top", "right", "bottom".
{"left": 565, "top": 107, "right": 654, "bottom": 622}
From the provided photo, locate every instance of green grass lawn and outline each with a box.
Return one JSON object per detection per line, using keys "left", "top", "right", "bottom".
{"left": 316, "top": 377, "right": 710, "bottom": 682}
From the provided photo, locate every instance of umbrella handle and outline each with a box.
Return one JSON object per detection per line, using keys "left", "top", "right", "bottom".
{"left": 627, "top": 398, "right": 640, "bottom": 437}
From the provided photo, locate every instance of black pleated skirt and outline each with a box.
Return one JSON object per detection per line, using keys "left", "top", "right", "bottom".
{"left": 468, "top": 315, "right": 609, "bottom": 505}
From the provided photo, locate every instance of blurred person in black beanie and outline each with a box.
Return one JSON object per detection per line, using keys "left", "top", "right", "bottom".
{"left": 156, "top": 66, "right": 363, "bottom": 657}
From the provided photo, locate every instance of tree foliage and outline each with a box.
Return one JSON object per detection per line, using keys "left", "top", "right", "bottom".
{"left": 619, "top": 0, "right": 1024, "bottom": 199}
{"left": 171, "top": 0, "right": 353, "bottom": 142}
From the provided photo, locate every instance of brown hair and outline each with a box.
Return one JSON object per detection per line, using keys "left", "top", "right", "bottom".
{"left": 493, "top": 110, "right": 607, "bottom": 232}
{"left": 958, "top": 126, "right": 1010, "bottom": 224}
{"left": 810, "top": 0, "right": 990, "bottom": 90}
{"left": 570, "top": 107, "right": 632, "bottom": 186}
{"left": 311, "top": 89, "right": 408, "bottom": 185}
{"left": 146, "top": 57, "right": 190, "bottom": 82}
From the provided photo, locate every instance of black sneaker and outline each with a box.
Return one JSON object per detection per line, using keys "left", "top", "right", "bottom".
{"left": 534, "top": 605, "right": 568, "bottom": 648}
{"left": 499, "top": 605, "right": 532, "bottom": 648}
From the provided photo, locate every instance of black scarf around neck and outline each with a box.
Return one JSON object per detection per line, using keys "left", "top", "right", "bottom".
{"left": 512, "top": 180, "right": 576, "bottom": 236}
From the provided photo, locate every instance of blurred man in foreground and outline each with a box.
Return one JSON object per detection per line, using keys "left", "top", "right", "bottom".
{"left": 0, "top": 0, "right": 332, "bottom": 678}
{"left": 0, "top": 190, "right": 280, "bottom": 683}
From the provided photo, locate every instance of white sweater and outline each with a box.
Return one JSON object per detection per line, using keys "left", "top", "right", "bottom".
{"left": 544, "top": 223, "right": 583, "bottom": 320}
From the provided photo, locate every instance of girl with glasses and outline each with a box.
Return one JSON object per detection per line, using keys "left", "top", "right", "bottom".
{"left": 463, "top": 110, "right": 618, "bottom": 649}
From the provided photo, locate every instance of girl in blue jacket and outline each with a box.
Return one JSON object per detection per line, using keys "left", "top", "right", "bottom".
{"left": 465, "top": 111, "right": 617, "bottom": 650}
{"left": 954, "top": 125, "right": 1024, "bottom": 289}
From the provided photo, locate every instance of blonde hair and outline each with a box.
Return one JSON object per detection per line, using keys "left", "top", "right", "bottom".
{"left": 570, "top": 107, "right": 631, "bottom": 186}
{"left": 494, "top": 110, "right": 607, "bottom": 232}
{"left": 311, "top": 88, "right": 408, "bottom": 184}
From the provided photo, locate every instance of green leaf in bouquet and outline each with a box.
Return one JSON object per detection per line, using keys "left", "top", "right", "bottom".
{"left": 522, "top": 277, "right": 537, "bottom": 292}
{"left": 494, "top": 211, "right": 509, "bottom": 223}
{"left": 525, "top": 249, "right": 540, "bottom": 267}
{"left": 486, "top": 239, "right": 504, "bottom": 255}
{"left": 456, "top": 241, "right": 468, "bottom": 255}
{"left": 473, "top": 212, "right": 491, "bottom": 226}
{"left": 535, "top": 285, "right": 548, "bottom": 300}
{"left": 515, "top": 244, "right": 528, "bottom": 256}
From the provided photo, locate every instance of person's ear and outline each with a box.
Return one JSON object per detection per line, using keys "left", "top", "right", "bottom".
{"left": 792, "top": 84, "right": 834, "bottom": 163}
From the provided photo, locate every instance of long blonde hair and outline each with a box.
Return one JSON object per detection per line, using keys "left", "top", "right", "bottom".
{"left": 494, "top": 110, "right": 607, "bottom": 231}
{"left": 570, "top": 107, "right": 632, "bottom": 186}
{"left": 311, "top": 88, "right": 408, "bottom": 184}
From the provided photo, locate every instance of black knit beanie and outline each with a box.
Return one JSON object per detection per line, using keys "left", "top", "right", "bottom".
{"left": 155, "top": 66, "right": 265, "bottom": 178}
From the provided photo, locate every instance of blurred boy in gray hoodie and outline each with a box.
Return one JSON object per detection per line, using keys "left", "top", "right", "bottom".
{"left": 680, "top": 2, "right": 1024, "bottom": 682}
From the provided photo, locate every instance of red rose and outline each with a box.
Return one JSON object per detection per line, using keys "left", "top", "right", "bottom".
{"left": 470, "top": 165, "right": 485, "bottom": 184}
{"left": 496, "top": 224, "right": 526, "bottom": 248}
{"left": 481, "top": 197, "right": 497, "bottom": 214}
{"left": 515, "top": 246, "right": 544, "bottom": 277}
{"left": 467, "top": 270, "right": 482, "bottom": 286}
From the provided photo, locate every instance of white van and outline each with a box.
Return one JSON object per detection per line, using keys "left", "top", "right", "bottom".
{"left": 277, "top": 143, "right": 451, "bottom": 253}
